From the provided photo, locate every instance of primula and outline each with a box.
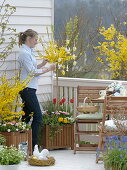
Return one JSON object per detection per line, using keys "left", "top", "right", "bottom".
{"left": 63, "top": 119, "right": 68, "bottom": 123}
{"left": 58, "top": 117, "right": 64, "bottom": 122}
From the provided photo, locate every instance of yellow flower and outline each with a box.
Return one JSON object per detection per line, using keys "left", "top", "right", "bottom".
{"left": 0, "top": 75, "right": 28, "bottom": 122}
{"left": 38, "top": 39, "right": 77, "bottom": 72}
{"left": 73, "top": 46, "right": 77, "bottom": 52}
{"left": 73, "top": 61, "right": 77, "bottom": 66}
{"left": 72, "top": 54, "right": 76, "bottom": 59}
{"left": 58, "top": 117, "right": 64, "bottom": 122}
{"left": 62, "top": 65, "right": 65, "bottom": 69}
{"left": 61, "top": 70, "right": 65, "bottom": 75}
{"left": 95, "top": 24, "right": 127, "bottom": 79}
{"left": 63, "top": 119, "right": 68, "bottom": 123}
{"left": 66, "top": 40, "right": 70, "bottom": 45}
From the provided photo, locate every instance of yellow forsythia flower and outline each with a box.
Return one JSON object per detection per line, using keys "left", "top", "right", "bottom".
{"left": 61, "top": 70, "right": 65, "bottom": 75}
{"left": 73, "top": 61, "right": 77, "bottom": 66}
{"left": 38, "top": 38, "right": 78, "bottom": 74}
{"left": 0, "top": 75, "right": 28, "bottom": 122}
{"left": 95, "top": 24, "right": 127, "bottom": 79}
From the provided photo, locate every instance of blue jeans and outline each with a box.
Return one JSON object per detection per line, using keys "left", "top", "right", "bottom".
{"left": 20, "top": 87, "right": 42, "bottom": 149}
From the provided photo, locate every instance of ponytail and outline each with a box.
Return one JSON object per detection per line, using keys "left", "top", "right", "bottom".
{"left": 18, "top": 29, "right": 38, "bottom": 46}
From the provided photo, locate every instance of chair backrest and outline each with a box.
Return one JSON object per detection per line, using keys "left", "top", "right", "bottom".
{"left": 102, "top": 96, "right": 127, "bottom": 125}
{"left": 77, "top": 86, "right": 106, "bottom": 104}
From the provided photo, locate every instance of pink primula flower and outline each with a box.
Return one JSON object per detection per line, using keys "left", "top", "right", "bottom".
{"left": 55, "top": 111, "right": 60, "bottom": 115}
{"left": 59, "top": 111, "right": 70, "bottom": 115}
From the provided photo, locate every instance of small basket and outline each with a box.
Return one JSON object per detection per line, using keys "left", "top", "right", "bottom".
{"left": 77, "top": 97, "right": 100, "bottom": 113}
{"left": 28, "top": 156, "right": 55, "bottom": 166}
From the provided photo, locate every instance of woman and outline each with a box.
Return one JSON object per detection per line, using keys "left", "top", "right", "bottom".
{"left": 18, "top": 29, "right": 55, "bottom": 150}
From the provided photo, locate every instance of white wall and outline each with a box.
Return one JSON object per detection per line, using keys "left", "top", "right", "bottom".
{"left": 0, "top": 0, "right": 54, "bottom": 102}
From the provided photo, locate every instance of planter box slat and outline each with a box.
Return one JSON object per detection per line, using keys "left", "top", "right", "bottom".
{"left": 0, "top": 130, "right": 32, "bottom": 155}
{"left": 42, "top": 124, "right": 74, "bottom": 150}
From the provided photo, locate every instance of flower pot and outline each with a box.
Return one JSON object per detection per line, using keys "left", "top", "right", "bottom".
{"left": 41, "top": 124, "right": 74, "bottom": 150}
{"left": 0, "top": 130, "right": 32, "bottom": 155}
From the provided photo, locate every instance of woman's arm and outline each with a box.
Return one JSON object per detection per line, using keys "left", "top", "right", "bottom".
{"left": 35, "top": 65, "right": 55, "bottom": 76}
{"left": 20, "top": 52, "right": 55, "bottom": 76}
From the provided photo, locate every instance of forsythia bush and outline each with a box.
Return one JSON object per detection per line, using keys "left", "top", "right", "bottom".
{"left": 38, "top": 39, "right": 77, "bottom": 76}
{"left": 95, "top": 24, "right": 127, "bottom": 80}
{"left": 0, "top": 75, "right": 28, "bottom": 122}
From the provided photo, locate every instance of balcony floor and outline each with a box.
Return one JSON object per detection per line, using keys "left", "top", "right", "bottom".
{"left": 0, "top": 149, "right": 104, "bottom": 170}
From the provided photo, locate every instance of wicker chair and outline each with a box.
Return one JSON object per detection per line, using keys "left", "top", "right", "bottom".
{"left": 96, "top": 96, "right": 127, "bottom": 163}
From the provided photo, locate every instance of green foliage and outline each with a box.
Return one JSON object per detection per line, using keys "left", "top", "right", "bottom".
{"left": 0, "top": 146, "right": 24, "bottom": 165}
{"left": 104, "top": 149, "right": 127, "bottom": 170}
{"left": 0, "top": 134, "right": 6, "bottom": 145}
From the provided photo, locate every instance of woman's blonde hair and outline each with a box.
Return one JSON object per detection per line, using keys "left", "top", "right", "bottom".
{"left": 18, "top": 29, "right": 38, "bottom": 46}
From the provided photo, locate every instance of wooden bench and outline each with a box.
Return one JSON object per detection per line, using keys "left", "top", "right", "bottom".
{"left": 74, "top": 86, "right": 107, "bottom": 153}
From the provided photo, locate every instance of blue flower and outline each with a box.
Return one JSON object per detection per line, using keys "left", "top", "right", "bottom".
{"left": 123, "top": 145, "right": 127, "bottom": 149}
{"left": 120, "top": 154, "right": 124, "bottom": 158}
{"left": 121, "top": 136, "right": 127, "bottom": 143}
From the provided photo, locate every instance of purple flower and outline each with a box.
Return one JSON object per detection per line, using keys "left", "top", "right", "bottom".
{"left": 121, "top": 136, "right": 127, "bottom": 143}
{"left": 7, "top": 122, "right": 13, "bottom": 125}
{"left": 59, "top": 111, "right": 70, "bottom": 115}
{"left": 42, "top": 111, "right": 48, "bottom": 114}
{"left": 120, "top": 154, "right": 124, "bottom": 158}
{"left": 55, "top": 111, "right": 60, "bottom": 115}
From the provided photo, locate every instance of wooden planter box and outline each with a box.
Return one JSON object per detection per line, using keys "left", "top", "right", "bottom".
{"left": 41, "top": 124, "right": 74, "bottom": 150}
{"left": 0, "top": 130, "right": 32, "bottom": 155}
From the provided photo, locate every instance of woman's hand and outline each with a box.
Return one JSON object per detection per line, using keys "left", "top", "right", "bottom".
{"left": 37, "top": 59, "right": 49, "bottom": 69}
{"left": 49, "top": 64, "right": 56, "bottom": 71}
{"left": 42, "top": 64, "right": 55, "bottom": 74}
{"left": 42, "top": 59, "right": 49, "bottom": 66}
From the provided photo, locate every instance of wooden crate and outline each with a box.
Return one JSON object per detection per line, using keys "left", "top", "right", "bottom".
{"left": 0, "top": 130, "right": 32, "bottom": 155}
{"left": 41, "top": 124, "right": 74, "bottom": 150}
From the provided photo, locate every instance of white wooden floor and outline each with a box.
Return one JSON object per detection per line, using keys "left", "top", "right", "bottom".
{"left": 0, "top": 149, "right": 104, "bottom": 170}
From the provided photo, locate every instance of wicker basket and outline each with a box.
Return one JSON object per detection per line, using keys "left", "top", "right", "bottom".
{"left": 28, "top": 156, "right": 55, "bottom": 166}
{"left": 77, "top": 97, "right": 100, "bottom": 113}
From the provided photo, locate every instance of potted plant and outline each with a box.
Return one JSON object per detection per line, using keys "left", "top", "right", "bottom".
{"left": 103, "top": 136, "right": 127, "bottom": 170}
{"left": 0, "top": 146, "right": 24, "bottom": 165}
{"left": 39, "top": 98, "right": 75, "bottom": 150}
